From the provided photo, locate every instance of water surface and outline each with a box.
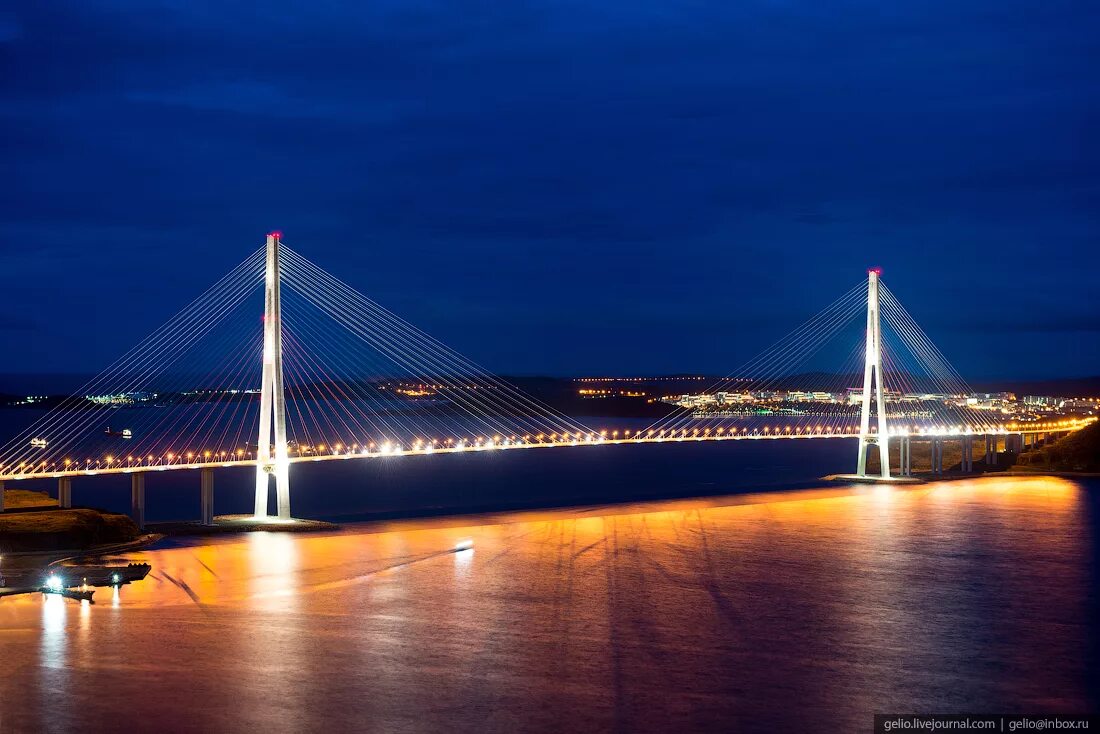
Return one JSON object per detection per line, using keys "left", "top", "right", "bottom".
{"left": 1, "top": 474, "right": 1096, "bottom": 733}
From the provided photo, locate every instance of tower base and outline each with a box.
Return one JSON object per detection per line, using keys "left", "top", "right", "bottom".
{"left": 825, "top": 474, "right": 924, "bottom": 485}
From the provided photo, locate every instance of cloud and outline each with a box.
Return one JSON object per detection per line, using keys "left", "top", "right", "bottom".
{"left": 0, "top": 0, "right": 1098, "bottom": 376}
{"left": 0, "top": 313, "right": 37, "bottom": 332}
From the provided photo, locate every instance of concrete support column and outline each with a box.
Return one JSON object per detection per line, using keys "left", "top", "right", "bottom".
{"left": 0, "top": 479, "right": 5, "bottom": 513}
{"left": 58, "top": 477, "right": 72, "bottom": 509}
{"left": 131, "top": 473, "right": 146, "bottom": 530}
{"left": 201, "top": 468, "right": 214, "bottom": 526}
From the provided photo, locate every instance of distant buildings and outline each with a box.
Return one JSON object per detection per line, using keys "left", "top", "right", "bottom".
{"left": 85, "top": 391, "right": 157, "bottom": 405}
{"left": 9, "top": 395, "right": 47, "bottom": 406}
{"left": 845, "top": 388, "right": 903, "bottom": 405}
{"left": 657, "top": 386, "right": 1097, "bottom": 420}
{"left": 578, "top": 388, "right": 647, "bottom": 399}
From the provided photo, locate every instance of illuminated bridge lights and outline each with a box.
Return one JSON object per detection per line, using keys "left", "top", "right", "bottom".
{"left": 1, "top": 416, "right": 1095, "bottom": 481}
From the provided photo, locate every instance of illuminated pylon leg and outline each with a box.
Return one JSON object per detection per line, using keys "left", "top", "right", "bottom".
{"left": 254, "top": 232, "right": 291, "bottom": 520}
{"left": 855, "top": 268, "right": 891, "bottom": 478}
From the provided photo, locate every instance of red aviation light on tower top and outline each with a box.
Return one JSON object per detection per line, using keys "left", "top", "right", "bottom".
{"left": 868, "top": 267, "right": 882, "bottom": 275}
{"left": 267, "top": 231, "right": 282, "bottom": 239}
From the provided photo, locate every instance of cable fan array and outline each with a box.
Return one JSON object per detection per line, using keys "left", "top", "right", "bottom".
{"left": 645, "top": 276, "right": 1005, "bottom": 440}
{"left": 0, "top": 243, "right": 592, "bottom": 479}
{"left": 275, "top": 246, "right": 591, "bottom": 453}
{"left": 0, "top": 245, "right": 1023, "bottom": 483}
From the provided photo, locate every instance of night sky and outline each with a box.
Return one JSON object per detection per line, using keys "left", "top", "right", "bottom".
{"left": 1, "top": 1, "right": 1097, "bottom": 381}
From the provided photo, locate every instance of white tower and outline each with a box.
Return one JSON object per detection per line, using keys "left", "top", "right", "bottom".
{"left": 255, "top": 232, "right": 291, "bottom": 519}
{"left": 856, "top": 268, "right": 891, "bottom": 478}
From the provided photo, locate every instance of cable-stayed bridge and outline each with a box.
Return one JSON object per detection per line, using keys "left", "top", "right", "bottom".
{"left": 0, "top": 234, "right": 1088, "bottom": 523}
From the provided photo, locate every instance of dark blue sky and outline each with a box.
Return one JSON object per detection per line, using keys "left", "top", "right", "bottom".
{"left": 1, "top": 1, "right": 1097, "bottom": 380}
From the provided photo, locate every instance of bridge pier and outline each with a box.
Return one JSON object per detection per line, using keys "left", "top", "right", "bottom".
{"left": 985, "top": 435, "right": 996, "bottom": 466}
{"left": 0, "top": 479, "right": 5, "bottom": 512}
{"left": 961, "top": 436, "right": 972, "bottom": 473}
{"left": 58, "top": 477, "right": 72, "bottom": 509}
{"left": 201, "top": 468, "right": 214, "bottom": 526}
{"left": 899, "top": 436, "right": 912, "bottom": 477}
{"left": 131, "top": 473, "right": 146, "bottom": 530}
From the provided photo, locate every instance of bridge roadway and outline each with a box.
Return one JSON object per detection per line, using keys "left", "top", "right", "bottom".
{"left": 0, "top": 418, "right": 1088, "bottom": 483}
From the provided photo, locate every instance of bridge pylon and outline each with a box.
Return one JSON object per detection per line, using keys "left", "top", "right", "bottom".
{"left": 855, "top": 268, "right": 890, "bottom": 478}
{"left": 255, "top": 232, "right": 291, "bottom": 519}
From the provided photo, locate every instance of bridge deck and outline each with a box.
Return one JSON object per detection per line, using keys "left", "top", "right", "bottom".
{"left": 0, "top": 425, "right": 1082, "bottom": 482}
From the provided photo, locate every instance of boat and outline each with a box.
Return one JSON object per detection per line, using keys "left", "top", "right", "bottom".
{"left": 41, "top": 587, "right": 96, "bottom": 602}
{"left": 66, "top": 562, "right": 151, "bottom": 587}
{"left": 104, "top": 427, "right": 133, "bottom": 439}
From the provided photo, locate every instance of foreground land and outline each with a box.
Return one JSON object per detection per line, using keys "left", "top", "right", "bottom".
{"left": 1, "top": 488, "right": 57, "bottom": 510}
{"left": 861, "top": 423, "right": 1098, "bottom": 476}
{"left": 0, "top": 490, "right": 141, "bottom": 553}
{"left": 1013, "top": 421, "right": 1100, "bottom": 472}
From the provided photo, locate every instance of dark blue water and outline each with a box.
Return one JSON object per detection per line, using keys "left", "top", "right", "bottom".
{"left": 4, "top": 407, "right": 857, "bottom": 522}
{"left": 1, "top": 475, "right": 1097, "bottom": 733}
